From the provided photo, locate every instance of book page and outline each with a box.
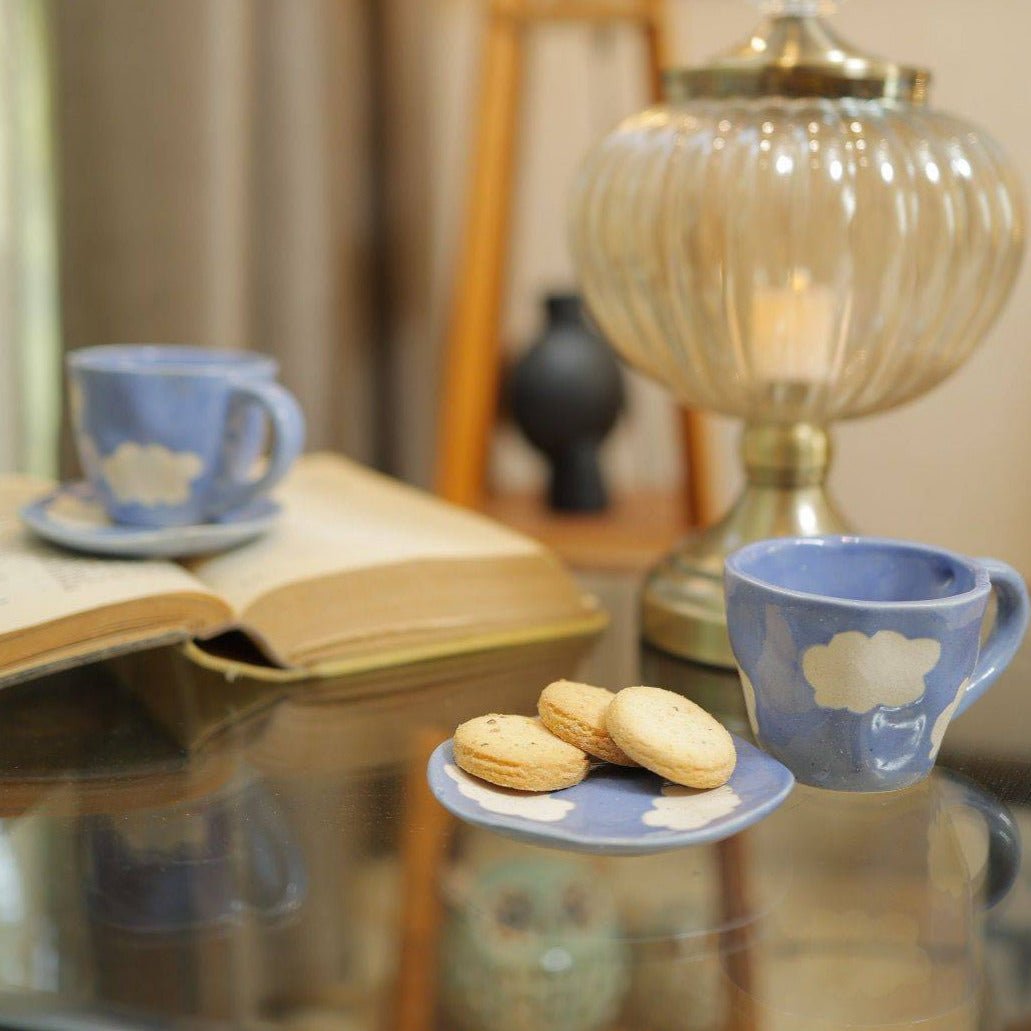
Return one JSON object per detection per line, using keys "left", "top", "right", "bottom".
{"left": 0, "top": 478, "right": 217, "bottom": 637}
{"left": 189, "top": 453, "right": 545, "bottom": 615}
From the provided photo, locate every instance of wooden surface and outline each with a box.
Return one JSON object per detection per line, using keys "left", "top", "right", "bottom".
{"left": 484, "top": 488, "right": 688, "bottom": 572}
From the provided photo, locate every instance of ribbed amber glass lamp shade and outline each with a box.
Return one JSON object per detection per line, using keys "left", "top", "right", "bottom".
{"left": 568, "top": 0, "right": 1025, "bottom": 666}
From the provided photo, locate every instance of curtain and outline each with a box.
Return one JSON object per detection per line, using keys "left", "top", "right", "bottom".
{"left": 51, "top": 0, "right": 432, "bottom": 477}
{"left": 0, "top": 0, "right": 60, "bottom": 475}
{"left": 371, "top": 0, "right": 435, "bottom": 485}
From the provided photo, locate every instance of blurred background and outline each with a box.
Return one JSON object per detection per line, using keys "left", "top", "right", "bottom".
{"left": 1, "top": 0, "right": 1029, "bottom": 568}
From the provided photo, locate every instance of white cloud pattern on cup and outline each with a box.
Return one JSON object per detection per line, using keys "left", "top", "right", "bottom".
{"left": 444, "top": 764, "right": 574, "bottom": 823}
{"left": 100, "top": 442, "right": 205, "bottom": 507}
{"left": 642, "top": 783, "right": 742, "bottom": 831}
{"left": 802, "top": 630, "right": 941, "bottom": 714}
{"left": 929, "top": 678, "right": 968, "bottom": 757}
{"left": 755, "top": 607, "right": 802, "bottom": 713}
{"left": 77, "top": 433, "right": 100, "bottom": 478}
{"left": 737, "top": 669, "right": 758, "bottom": 735}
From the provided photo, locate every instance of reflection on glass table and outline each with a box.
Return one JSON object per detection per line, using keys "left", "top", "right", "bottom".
{"left": 0, "top": 624, "right": 1026, "bottom": 1031}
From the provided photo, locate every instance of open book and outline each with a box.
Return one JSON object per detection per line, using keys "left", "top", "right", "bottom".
{"left": 0, "top": 454, "right": 603, "bottom": 686}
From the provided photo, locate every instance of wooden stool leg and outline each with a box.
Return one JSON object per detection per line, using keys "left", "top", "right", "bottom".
{"left": 718, "top": 834, "right": 759, "bottom": 1031}
{"left": 436, "top": 6, "right": 525, "bottom": 508}
{"left": 681, "top": 408, "right": 715, "bottom": 527}
{"left": 642, "top": 1, "right": 714, "bottom": 529}
{"left": 436, "top": 0, "right": 714, "bottom": 527}
{"left": 393, "top": 728, "right": 456, "bottom": 1031}
{"left": 643, "top": 0, "right": 670, "bottom": 101}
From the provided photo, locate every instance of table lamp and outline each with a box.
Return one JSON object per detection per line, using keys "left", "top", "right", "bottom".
{"left": 569, "top": 0, "right": 1025, "bottom": 667}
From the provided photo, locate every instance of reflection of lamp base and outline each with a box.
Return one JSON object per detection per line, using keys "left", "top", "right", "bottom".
{"left": 641, "top": 422, "right": 853, "bottom": 668}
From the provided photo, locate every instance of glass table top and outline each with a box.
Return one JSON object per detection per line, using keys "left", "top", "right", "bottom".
{"left": 0, "top": 607, "right": 1027, "bottom": 1031}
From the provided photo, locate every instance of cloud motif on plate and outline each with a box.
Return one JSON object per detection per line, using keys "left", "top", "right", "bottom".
{"left": 444, "top": 764, "right": 574, "bottom": 823}
{"left": 802, "top": 630, "right": 941, "bottom": 714}
{"left": 100, "top": 442, "right": 205, "bottom": 506}
{"left": 737, "top": 668, "right": 758, "bottom": 735}
{"left": 642, "top": 783, "right": 742, "bottom": 831}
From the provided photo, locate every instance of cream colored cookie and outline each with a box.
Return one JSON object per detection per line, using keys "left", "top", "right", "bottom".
{"left": 538, "top": 680, "right": 638, "bottom": 766}
{"left": 453, "top": 714, "right": 590, "bottom": 791}
{"left": 606, "top": 686, "right": 736, "bottom": 789}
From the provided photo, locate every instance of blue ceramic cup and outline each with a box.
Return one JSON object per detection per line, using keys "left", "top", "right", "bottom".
{"left": 68, "top": 345, "right": 306, "bottom": 527}
{"left": 724, "top": 536, "right": 1029, "bottom": 792}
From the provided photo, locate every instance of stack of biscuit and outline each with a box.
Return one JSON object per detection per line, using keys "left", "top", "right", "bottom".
{"left": 453, "top": 681, "right": 736, "bottom": 793}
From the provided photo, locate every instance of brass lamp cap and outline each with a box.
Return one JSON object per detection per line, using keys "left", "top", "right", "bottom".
{"left": 664, "top": 2, "right": 931, "bottom": 104}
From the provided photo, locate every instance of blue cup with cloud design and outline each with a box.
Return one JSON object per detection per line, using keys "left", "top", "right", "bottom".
{"left": 68, "top": 345, "right": 305, "bottom": 528}
{"left": 724, "top": 536, "right": 1029, "bottom": 792}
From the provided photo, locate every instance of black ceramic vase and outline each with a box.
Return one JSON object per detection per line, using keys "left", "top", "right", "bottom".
{"left": 508, "top": 293, "right": 625, "bottom": 512}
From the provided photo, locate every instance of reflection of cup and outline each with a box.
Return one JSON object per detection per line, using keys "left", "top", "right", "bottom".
{"left": 724, "top": 536, "right": 1029, "bottom": 791}
{"left": 723, "top": 947, "right": 978, "bottom": 1031}
{"left": 721, "top": 774, "right": 1020, "bottom": 1031}
{"left": 67, "top": 345, "right": 305, "bottom": 527}
{"left": 80, "top": 778, "right": 306, "bottom": 933}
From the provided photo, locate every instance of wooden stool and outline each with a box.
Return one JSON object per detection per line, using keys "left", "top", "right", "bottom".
{"left": 434, "top": 0, "right": 713, "bottom": 531}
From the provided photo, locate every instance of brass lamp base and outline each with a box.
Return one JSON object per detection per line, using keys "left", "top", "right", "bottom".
{"left": 642, "top": 422, "right": 853, "bottom": 667}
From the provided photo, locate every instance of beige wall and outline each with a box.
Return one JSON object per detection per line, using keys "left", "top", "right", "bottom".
{"left": 432, "top": 1, "right": 1031, "bottom": 570}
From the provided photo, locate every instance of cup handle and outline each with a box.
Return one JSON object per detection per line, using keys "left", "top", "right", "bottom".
{"left": 940, "top": 769, "right": 1022, "bottom": 909}
{"left": 956, "top": 558, "right": 1030, "bottom": 717}
{"left": 209, "top": 380, "right": 306, "bottom": 517}
{"left": 240, "top": 782, "right": 308, "bottom": 920}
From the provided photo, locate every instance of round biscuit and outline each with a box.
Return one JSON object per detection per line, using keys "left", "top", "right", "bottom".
{"left": 605, "top": 686, "right": 736, "bottom": 789}
{"left": 538, "top": 680, "right": 638, "bottom": 766}
{"left": 453, "top": 713, "right": 589, "bottom": 791}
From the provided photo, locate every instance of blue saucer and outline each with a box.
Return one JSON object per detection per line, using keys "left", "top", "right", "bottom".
{"left": 20, "top": 482, "right": 280, "bottom": 559}
{"left": 427, "top": 735, "right": 794, "bottom": 856}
